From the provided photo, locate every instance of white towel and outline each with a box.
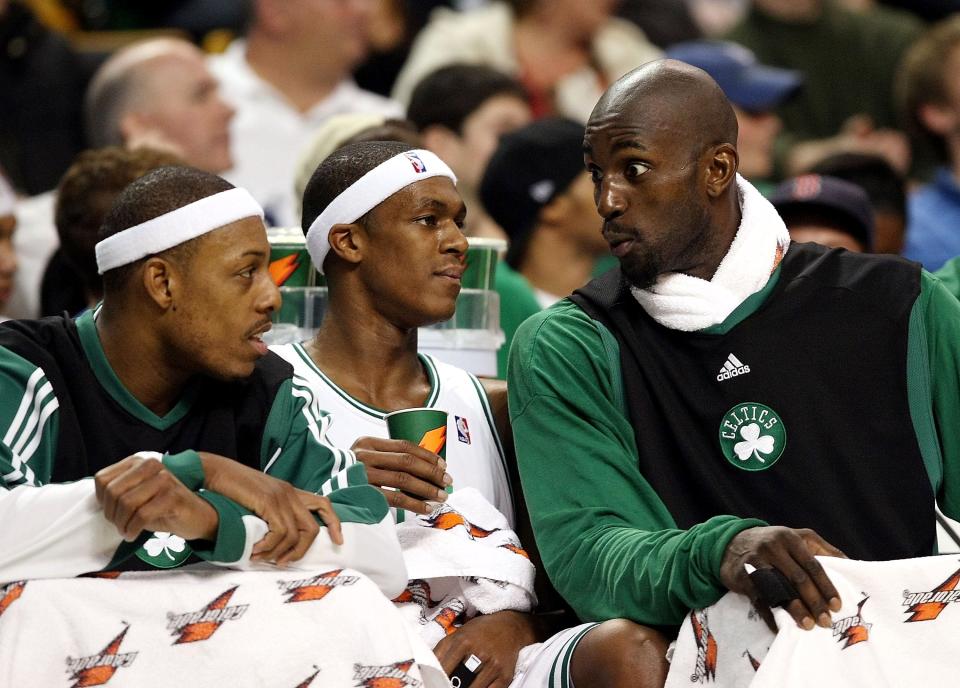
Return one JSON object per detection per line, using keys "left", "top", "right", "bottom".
{"left": 393, "top": 488, "right": 537, "bottom": 647}
{"left": 0, "top": 566, "right": 450, "bottom": 687}
{"left": 666, "top": 554, "right": 960, "bottom": 688}
{"left": 632, "top": 175, "right": 790, "bottom": 332}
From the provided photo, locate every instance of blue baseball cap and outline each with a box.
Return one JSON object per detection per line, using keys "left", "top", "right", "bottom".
{"left": 770, "top": 174, "right": 875, "bottom": 250}
{"left": 665, "top": 40, "right": 802, "bottom": 112}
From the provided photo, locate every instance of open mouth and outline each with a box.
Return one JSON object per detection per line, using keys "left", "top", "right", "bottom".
{"left": 247, "top": 321, "right": 272, "bottom": 355}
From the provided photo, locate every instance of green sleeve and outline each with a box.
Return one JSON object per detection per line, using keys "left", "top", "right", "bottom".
{"left": 496, "top": 262, "right": 543, "bottom": 379}
{"left": 508, "top": 302, "right": 764, "bottom": 626}
{"left": 259, "top": 377, "right": 349, "bottom": 492}
{"left": 909, "top": 271, "right": 960, "bottom": 520}
{"left": 0, "top": 346, "right": 59, "bottom": 488}
{"left": 933, "top": 257, "right": 960, "bottom": 300}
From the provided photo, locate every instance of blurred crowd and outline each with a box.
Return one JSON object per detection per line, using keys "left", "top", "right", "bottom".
{"left": 4, "top": 0, "right": 960, "bottom": 345}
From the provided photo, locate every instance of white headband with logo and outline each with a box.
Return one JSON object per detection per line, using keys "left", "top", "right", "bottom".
{"left": 305, "top": 149, "right": 457, "bottom": 274}
{"left": 95, "top": 188, "right": 264, "bottom": 274}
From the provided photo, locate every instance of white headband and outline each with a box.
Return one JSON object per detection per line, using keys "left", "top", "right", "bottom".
{"left": 0, "top": 173, "right": 15, "bottom": 217}
{"left": 95, "top": 188, "right": 264, "bottom": 274}
{"left": 305, "top": 149, "right": 457, "bottom": 274}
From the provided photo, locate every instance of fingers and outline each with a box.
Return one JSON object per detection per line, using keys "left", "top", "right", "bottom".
{"left": 98, "top": 458, "right": 165, "bottom": 538}
{"left": 471, "top": 662, "right": 506, "bottom": 688}
{"left": 251, "top": 491, "right": 302, "bottom": 564}
{"left": 431, "top": 634, "right": 465, "bottom": 676}
{"left": 377, "top": 486, "right": 438, "bottom": 516}
{"left": 757, "top": 532, "right": 841, "bottom": 629}
{"left": 353, "top": 437, "right": 450, "bottom": 490}
{"left": 298, "top": 491, "right": 343, "bottom": 546}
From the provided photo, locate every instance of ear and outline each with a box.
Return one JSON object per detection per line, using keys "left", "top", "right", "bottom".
{"left": 327, "top": 222, "right": 367, "bottom": 268}
{"left": 705, "top": 143, "right": 738, "bottom": 199}
{"left": 141, "top": 257, "right": 177, "bottom": 310}
{"left": 421, "top": 126, "right": 462, "bottom": 168}
{"left": 919, "top": 102, "right": 956, "bottom": 137}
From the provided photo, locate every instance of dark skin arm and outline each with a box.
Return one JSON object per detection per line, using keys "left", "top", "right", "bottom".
{"left": 351, "top": 436, "right": 451, "bottom": 514}
{"left": 720, "top": 525, "right": 846, "bottom": 631}
{"left": 95, "top": 454, "right": 342, "bottom": 566}
{"left": 434, "top": 610, "right": 541, "bottom": 688}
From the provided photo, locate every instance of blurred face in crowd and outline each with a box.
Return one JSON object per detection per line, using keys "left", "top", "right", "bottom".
{"left": 550, "top": 172, "right": 608, "bottom": 255}
{"left": 289, "top": 0, "right": 375, "bottom": 73}
{"left": 531, "top": 0, "right": 618, "bottom": 37}
{"left": 124, "top": 48, "right": 234, "bottom": 173}
{"left": 788, "top": 223, "right": 864, "bottom": 253}
{"left": 920, "top": 44, "right": 960, "bottom": 145}
{"left": 0, "top": 215, "right": 17, "bottom": 312}
{"left": 442, "top": 94, "right": 532, "bottom": 189}
{"left": 734, "top": 106, "right": 781, "bottom": 179}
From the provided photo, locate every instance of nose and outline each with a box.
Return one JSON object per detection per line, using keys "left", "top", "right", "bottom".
{"left": 442, "top": 221, "right": 469, "bottom": 256}
{"left": 596, "top": 178, "right": 626, "bottom": 220}
{"left": 258, "top": 272, "right": 282, "bottom": 314}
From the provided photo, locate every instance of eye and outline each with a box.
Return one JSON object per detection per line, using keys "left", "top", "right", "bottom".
{"left": 414, "top": 215, "right": 438, "bottom": 227}
{"left": 625, "top": 162, "right": 649, "bottom": 179}
{"left": 238, "top": 267, "right": 255, "bottom": 279}
{"left": 589, "top": 166, "right": 603, "bottom": 184}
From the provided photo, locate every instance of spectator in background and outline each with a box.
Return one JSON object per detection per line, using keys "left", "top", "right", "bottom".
{"left": 392, "top": 0, "right": 661, "bottom": 123}
{"left": 85, "top": 38, "right": 234, "bottom": 174}
{"left": 0, "top": 0, "right": 101, "bottom": 195}
{"left": 481, "top": 119, "right": 607, "bottom": 375}
{"left": 665, "top": 40, "right": 801, "bottom": 195}
{"left": 809, "top": 152, "right": 907, "bottom": 254}
{"left": 293, "top": 113, "right": 420, "bottom": 224}
{"left": 7, "top": 37, "right": 235, "bottom": 321}
{"left": 209, "top": 0, "right": 402, "bottom": 226}
{"left": 898, "top": 17, "right": 960, "bottom": 271}
{"left": 40, "top": 147, "right": 182, "bottom": 316}
{"left": 726, "top": 0, "right": 921, "bottom": 179}
{"left": 407, "top": 64, "right": 532, "bottom": 239}
{"left": 0, "top": 171, "right": 17, "bottom": 320}
{"left": 770, "top": 174, "right": 874, "bottom": 252}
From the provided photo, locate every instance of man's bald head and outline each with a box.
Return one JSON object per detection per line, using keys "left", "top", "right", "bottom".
{"left": 85, "top": 38, "right": 234, "bottom": 173}
{"left": 589, "top": 59, "right": 739, "bottom": 159}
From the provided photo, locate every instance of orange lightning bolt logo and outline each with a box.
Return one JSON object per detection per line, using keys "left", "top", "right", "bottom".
{"left": 269, "top": 253, "right": 301, "bottom": 286}
{"left": 423, "top": 505, "right": 498, "bottom": 539}
{"left": 0, "top": 581, "right": 25, "bottom": 617}
{"left": 167, "top": 586, "right": 248, "bottom": 644}
{"left": 903, "top": 566, "right": 960, "bottom": 622}
{"left": 418, "top": 426, "right": 446, "bottom": 455}
{"left": 689, "top": 609, "right": 717, "bottom": 683}
{"left": 279, "top": 569, "right": 359, "bottom": 603}
{"left": 65, "top": 624, "right": 137, "bottom": 687}
{"left": 833, "top": 595, "right": 871, "bottom": 648}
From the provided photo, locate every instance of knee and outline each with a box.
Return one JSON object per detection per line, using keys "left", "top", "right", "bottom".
{"left": 571, "top": 619, "right": 669, "bottom": 688}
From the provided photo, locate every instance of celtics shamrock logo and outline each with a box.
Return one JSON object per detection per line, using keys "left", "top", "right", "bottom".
{"left": 719, "top": 403, "right": 786, "bottom": 471}
{"left": 135, "top": 531, "right": 192, "bottom": 568}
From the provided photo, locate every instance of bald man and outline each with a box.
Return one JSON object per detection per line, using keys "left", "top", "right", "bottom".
{"left": 7, "top": 37, "right": 235, "bottom": 321}
{"left": 509, "top": 59, "right": 960, "bottom": 635}
{"left": 85, "top": 38, "right": 234, "bottom": 174}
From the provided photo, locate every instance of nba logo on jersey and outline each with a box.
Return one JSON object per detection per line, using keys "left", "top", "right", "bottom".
{"left": 455, "top": 416, "right": 471, "bottom": 444}
{"left": 405, "top": 152, "right": 427, "bottom": 173}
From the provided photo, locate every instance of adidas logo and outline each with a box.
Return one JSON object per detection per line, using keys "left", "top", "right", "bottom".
{"left": 717, "top": 353, "right": 750, "bottom": 382}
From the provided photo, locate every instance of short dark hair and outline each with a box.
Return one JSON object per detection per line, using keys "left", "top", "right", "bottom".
{"left": 896, "top": 16, "right": 960, "bottom": 162}
{"left": 56, "top": 147, "right": 183, "bottom": 297}
{"left": 809, "top": 153, "right": 906, "bottom": 218}
{"left": 99, "top": 165, "right": 233, "bottom": 293}
{"left": 406, "top": 64, "right": 527, "bottom": 134}
{"left": 300, "top": 140, "right": 415, "bottom": 236}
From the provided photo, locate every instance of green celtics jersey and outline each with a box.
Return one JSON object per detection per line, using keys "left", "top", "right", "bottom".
{"left": 509, "top": 248, "right": 960, "bottom": 626}
{"left": 0, "top": 310, "right": 353, "bottom": 575}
